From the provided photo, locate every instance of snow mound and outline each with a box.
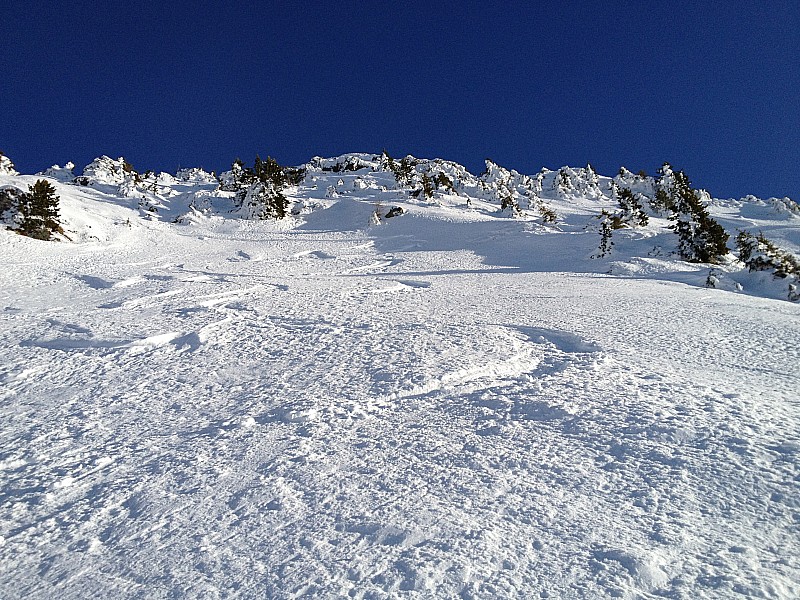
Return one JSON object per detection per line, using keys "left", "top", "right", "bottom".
{"left": 0, "top": 153, "right": 19, "bottom": 176}
{"left": 36, "top": 162, "right": 76, "bottom": 182}
{"left": 175, "top": 167, "right": 217, "bottom": 184}
{"left": 76, "top": 155, "right": 137, "bottom": 186}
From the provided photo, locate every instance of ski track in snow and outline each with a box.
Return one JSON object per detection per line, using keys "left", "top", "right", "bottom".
{"left": 1, "top": 197, "right": 799, "bottom": 598}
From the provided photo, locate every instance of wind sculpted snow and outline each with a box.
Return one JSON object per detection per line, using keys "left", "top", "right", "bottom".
{"left": 0, "top": 155, "right": 799, "bottom": 598}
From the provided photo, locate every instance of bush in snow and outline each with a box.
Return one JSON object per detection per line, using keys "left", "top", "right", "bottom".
{"left": 385, "top": 206, "right": 405, "bottom": 218}
{"left": 549, "top": 165, "right": 603, "bottom": 199}
{"left": 535, "top": 199, "right": 558, "bottom": 223}
{"left": 175, "top": 168, "right": 217, "bottom": 184}
{"left": 36, "top": 162, "right": 76, "bottom": 182}
{"left": 16, "top": 179, "right": 62, "bottom": 240}
{"left": 736, "top": 231, "right": 800, "bottom": 279}
{"left": 499, "top": 188, "right": 522, "bottom": 217}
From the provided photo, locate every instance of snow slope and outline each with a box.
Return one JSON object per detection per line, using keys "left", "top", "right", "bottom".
{"left": 0, "top": 155, "right": 799, "bottom": 598}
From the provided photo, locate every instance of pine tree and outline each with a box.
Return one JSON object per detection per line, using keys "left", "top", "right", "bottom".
{"left": 593, "top": 210, "right": 614, "bottom": 257}
{"left": 380, "top": 150, "right": 395, "bottom": 173}
{"left": 650, "top": 189, "right": 674, "bottom": 214}
{"left": 617, "top": 187, "right": 649, "bottom": 227}
{"left": 18, "top": 179, "right": 61, "bottom": 240}
{"left": 669, "top": 170, "right": 729, "bottom": 263}
{"left": 651, "top": 162, "right": 677, "bottom": 214}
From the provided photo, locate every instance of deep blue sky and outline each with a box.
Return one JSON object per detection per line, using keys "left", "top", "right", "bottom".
{"left": 2, "top": 1, "right": 798, "bottom": 199}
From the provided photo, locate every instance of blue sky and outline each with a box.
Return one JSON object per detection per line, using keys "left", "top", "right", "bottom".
{"left": 2, "top": 1, "right": 798, "bottom": 199}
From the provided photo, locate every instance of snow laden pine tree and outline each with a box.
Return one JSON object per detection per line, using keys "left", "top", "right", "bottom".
{"left": 736, "top": 231, "right": 800, "bottom": 279}
{"left": 616, "top": 187, "right": 649, "bottom": 227}
{"left": 238, "top": 156, "right": 291, "bottom": 220}
{"left": 17, "top": 179, "right": 62, "bottom": 240}
{"left": 666, "top": 169, "right": 729, "bottom": 263}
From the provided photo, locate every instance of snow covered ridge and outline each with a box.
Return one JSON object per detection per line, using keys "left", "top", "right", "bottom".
{"left": 1, "top": 151, "right": 799, "bottom": 301}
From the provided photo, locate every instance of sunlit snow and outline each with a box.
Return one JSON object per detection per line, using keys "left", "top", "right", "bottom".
{"left": 1, "top": 154, "right": 798, "bottom": 598}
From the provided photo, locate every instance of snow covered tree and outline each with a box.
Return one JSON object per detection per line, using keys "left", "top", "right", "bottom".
{"left": 500, "top": 191, "right": 520, "bottom": 215}
{"left": 219, "top": 158, "right": 254, "bottom": 191}
{"left": 422, "top": 174, "right": 435, "bottom": 199}
{"left": 553, "top": 168, "right": 572, "bottom": 194}
{"left": 433, "top": 171, "right": 456, "bottom": 194}
{"left": 650, "top": 163, "right": 677, "bottom": 214}
{"left": 240, "top": 182, "right": 289, "bottom": 219}
{"left": 235, "top": 155, "right": 293, "bottom": 219}
{"left": 394, "top": 157, "right": 415, "bottom": 187}
{"left": 617, "top": 187, "right": 649, "bottom": 227}
{"left": 17, "top": 179, "right": 61, "bottom": 240}
{"left": 585, "top": 163, "right": 598, "bottom": 185}
{"left": 663, "top": 169, "right": 728, "bottom": 263}
{"left": 0, "top": 186, "right": 23, "bottom": 223}
{"left": 736, "top": 231, "right": 800, "bottom": 278}
{"left": 650, "top": 189, "right": 674, "bottom": 214}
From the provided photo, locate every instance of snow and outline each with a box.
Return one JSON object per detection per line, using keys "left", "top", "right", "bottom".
{"left": 0, "top": 154, "right": 19, "bottom": 176}
{"left": 36, "top": 163, "right": 76, "bottom": 182}
{"left": 0, "top": 154, "right": 799, "bottom": 598}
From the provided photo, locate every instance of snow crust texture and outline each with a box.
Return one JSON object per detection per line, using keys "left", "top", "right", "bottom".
{"left": 1, "top": 154, "right": 799, "bottom": 598}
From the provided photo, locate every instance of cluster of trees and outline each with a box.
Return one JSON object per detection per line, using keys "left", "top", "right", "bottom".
{"left": 596, "top": 163, "right": 730, "bottom": 263}
{"left": 381, "top": 151, "right": 460, "bottom": 202}
{"left": 225, "top": 156, "right": 304, "bottom": 219}
{"left": 593, "top": 183, "right": 649, "bottom": 257}
{"left": 381, "top": 151, "right": 416, "bottom": 188}
{"left": 1, "top": 180, "right": 62, "bottom": 240}
{"left": 6, "top": 154, "right": 796, "bottom": 286}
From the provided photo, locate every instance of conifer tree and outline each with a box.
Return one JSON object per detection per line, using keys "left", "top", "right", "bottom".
{"left": 669, "top": 170, "right": 729, "bottom": 263}
{"left": 18, "top": 179, "right": 61, "bottom": 240}
{"left": 617, "top": 187, "right": 649, "bottom": 227}
{"left": 651, "top": 163, "right": 677, "bottom": 214}
{"left": 593, "top": 210, "right": 614, "bottom": 257}
{"left": 650, "top": 189, "right": 674, "bottom": 214}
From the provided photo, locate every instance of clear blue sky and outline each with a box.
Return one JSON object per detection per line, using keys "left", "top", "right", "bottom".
{"left": 2, "top": 1, "right": 798, "bottom": 199}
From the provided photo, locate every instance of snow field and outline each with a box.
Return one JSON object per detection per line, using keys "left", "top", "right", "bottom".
{"left": 1, "top": 158, "right": 799, "bottom": 598}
